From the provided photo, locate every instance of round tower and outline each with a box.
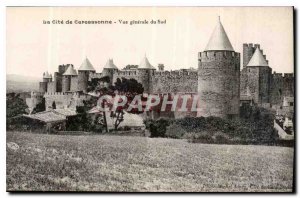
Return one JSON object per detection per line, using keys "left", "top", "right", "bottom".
{"left": 197, "top": 17, "right": 240, "bottom": 118}
{"left": 43, "top": 71, "right": 52, "bottom": 82}
{"left": 39, "top": 82, "right": 47, "bottom": 93}
{"left": 137, "top": 55, "right": 156, "bottom": 93}
{"left": 40, "top": 71, "right": 52, "bottom": 92}
{"left": 77, "top": 57, "right": 96, "bottom": 93}
{"left": 62, "top": 64, "right": 77, "bottom": 92}
{"left": 102, "top": 58, "right": 119, "bottom": 85}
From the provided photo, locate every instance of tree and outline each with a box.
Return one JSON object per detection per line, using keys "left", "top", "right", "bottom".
{"left": 32, "top": 98, "right": 46, "bottom": 113}
{"left": 6, "top": 93, "right": 27, "bottom": 118}
{"left": 87, "top": 76, "right": 111, "bottom": 93}
{"left": 66, "top": 95, "right": 104, "bottom": 132}
{"left": 6, "top": 93, "right": 28, "bottom": 130}
{"left": 88, "top": 77, "right": 144, "bottom": 130}
{"left": 107, "top": 78, "right": 144, "bottom": 130}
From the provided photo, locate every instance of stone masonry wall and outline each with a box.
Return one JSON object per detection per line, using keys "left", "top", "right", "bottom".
{"left": 44, "top": 92, "right": 73, "bottom": 110}
{"left": 62, "top": 76, "right": 71, "bottom": 92}
{"left": 244, "top": 67, "right": 260, "bottom": 104}
{"left": 47, "top": 81, "right": 57, "bottom": 93}
{"left": 243, "top": 43, "right": 255, "bottom": 68}
{"left": 78, "top": 71, "right": 89, "bottom": 92}
{"left": 151, "top": 70, "right": 198, "bottom": 93}
{"left": 112, "top": 69, "right": 197, "bottom": 94}
{"left": 39, "top": 82, "right": 47, "bottom": 93}
{"left": 70, "top": 76, "right": 78, "bottom": 92}
{"left": 258, "top": 66, "right": 272, "bottom": 105}
{"left": 197, "top": 51, "right": 240, "bottom": 118}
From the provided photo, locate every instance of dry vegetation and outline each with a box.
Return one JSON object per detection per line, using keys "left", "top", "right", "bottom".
{"left": 7, "top": 131, "right": 294, "bottom": 192}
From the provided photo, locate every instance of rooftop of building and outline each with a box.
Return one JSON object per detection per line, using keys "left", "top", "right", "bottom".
{"left": 103, "top": 59, "right": 118, "bottom": 70}
{"left": 23, "top": 110, "right": 66, "bottom": 123}
{"left": 43, "top": 71, "right": 52, "bottom": 79}
{"left": 138, "top": 55, "right": 156, "bottom": 69}
{"left": 63, "top": 65, "right": 78, "bottom": 76}
{"left": 78, "top": 57, "right": 96, "bottom": 71}
{"left": 23, "top": 109, "right": 77, "bottom": 123}
{"left": 247, "top": 48, "right": 269, "bottom": 67}
{"left": 204, "top": 17, "right": 234, "bottom": 52}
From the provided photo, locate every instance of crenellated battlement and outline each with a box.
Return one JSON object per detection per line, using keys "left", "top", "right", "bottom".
{"left": 43, "top": 92, "right": 90, "bottom": 99}
{"left": 71, "top": 92, "right": 91, "bottom": 100}
{"left": 154, "top": 70, "right": 198, "bottom": 78}
{"left": 273, "top": 72, "right": 283, "bottom": 77}
{"left": 254, "top": 44, "right": 260, "bottom": 49}
{"left": 272, "top": 72, "right": 294, "bottom": 79}
{"left": 199, "top": 51, "right": 240, "bottom": 61}
{"left": 284, "top": 73, "right": 294, "bottom": 78}
{"left": 243, "top": 43, "right": 260, "bottom": 49}
{"left": 44, "top": 92, "right": 74, "bottom": 96}
{"left": 89, "top": 72, "right": 103, "bottom": 79}
{"left": 243, "top": 43, "right": 254, "bottom": 48}
{"left": 115, "top": 70, "right": 138, "bottom": 76}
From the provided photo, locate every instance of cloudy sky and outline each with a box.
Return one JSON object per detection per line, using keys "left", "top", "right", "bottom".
{"left": 7, "top": 7, "right": 293, "bottom": 77}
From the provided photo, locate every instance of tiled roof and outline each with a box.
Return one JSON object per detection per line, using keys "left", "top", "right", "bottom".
{"left": 53, "top": 109, "right": 77, "bottom": 116}
{"left": 23, "top": 109, "right": 77, "bottom": 123}
{"left": 23, "top": 111, "right": 66, "bottom": 123}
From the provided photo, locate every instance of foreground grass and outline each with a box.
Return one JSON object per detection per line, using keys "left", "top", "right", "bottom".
{"left": 7, "top": 131, "right": 294, "bottom": 192}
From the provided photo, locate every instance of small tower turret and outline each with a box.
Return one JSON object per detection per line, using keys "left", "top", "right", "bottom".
{"left": 102, "top": 58, "right": 119, "bottom": 85}
{"left": 39, "top": 71, "right": 52, "bottom": 93}
{"left": 43, "top": 71, "right": 52, "bottom": 82}
{"left": 77, "top": 57, "right": 95, "bottom": 93}
{"left": 137, "top": 55, "right": 156, "bottom": 93}
{"left": 62, "top": 64, "right": 77, "bottom": 92}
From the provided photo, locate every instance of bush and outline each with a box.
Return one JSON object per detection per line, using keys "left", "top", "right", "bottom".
{"left": 117, "top": 126, "right": 131, "bottom": 131}
{"left": 6, "top": 93, "right": 27, "bottom": 118}
{"left": 186, "top": 132, "right": 213, "bottom": 143}
{"left": 165, "top": 124, "right": 187, "bottom": 139}
{"left": 212, "top": 132, "right": 231, "bottom": 144}
{"left": 145, "top": 106, "right": 278, "bottom": 146}
{"left": 145, "top": 118, "right": 171, "bottom": 138}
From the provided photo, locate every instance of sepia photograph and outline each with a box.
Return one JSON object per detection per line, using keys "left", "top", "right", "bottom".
{"left": 6, "top": 6, "right": 295, "bottom": 192}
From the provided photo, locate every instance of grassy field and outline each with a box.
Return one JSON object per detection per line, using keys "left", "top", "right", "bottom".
{"left": 6, "top": 131, "right": 294, "bottom": 192}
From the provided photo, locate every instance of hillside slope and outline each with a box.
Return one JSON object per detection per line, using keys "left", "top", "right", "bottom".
{"left": 6, "top": 74, "right": 39, "bottom": 93}
{"left": 6, "top": 132, "right": 294, "bottom": 192}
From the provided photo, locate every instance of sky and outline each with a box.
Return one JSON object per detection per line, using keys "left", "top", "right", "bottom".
{"left": 6, "top": 7, "right": 293, "bottom": 78}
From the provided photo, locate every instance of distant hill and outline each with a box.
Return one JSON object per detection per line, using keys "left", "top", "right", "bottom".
{"left": 6, "top": 74, "right": 40, "bottom": 93}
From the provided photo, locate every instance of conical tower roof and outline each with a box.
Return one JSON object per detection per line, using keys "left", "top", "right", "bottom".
{"left": 104, "top": 59, "right": 118, "bottom": 69}
{"left": 138, "top": 55, "right": 156, "bottom": 69}
{"left": 78, "top": 57, "right": 96, "bottom": 71}
{"left": 43, "top": 71, "right": 52, "bottom": 79}
{"left": 63, "top": 65, "right": 77, "bottom": 76}
{"left": 205, "top": 17, "right": 234, "bottom": 51}
{"left": 247, "top": 48, "right": 268, "bottom": 67}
